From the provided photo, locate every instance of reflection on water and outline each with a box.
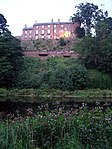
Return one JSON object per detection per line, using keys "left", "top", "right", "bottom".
{"left": 0, "top": 96, "right": 112, "bottom": 119}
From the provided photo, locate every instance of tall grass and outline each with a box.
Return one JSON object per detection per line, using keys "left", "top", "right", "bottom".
{"left": 0, "top": 106, "right": 112, "bottom": 149}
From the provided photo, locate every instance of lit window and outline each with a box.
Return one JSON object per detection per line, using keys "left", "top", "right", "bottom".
{"left": 54, "top": 25, "right": 56, "bottom": 28}
{"left": 65, "top": 28, "right": 67, "bottom": 31}
{"left": 36, "top": 36, "right": 38, "bottom": 39}
{"left": 29, "top": 30, "right": 32, "bottom": 34}
{"left": 61, "top": 30, "right": 63, "bottom": 32}
{"left": 36, "top": 30, "right": 38, "bottom": 34}
{"left": 61, "top": 25, "right": 63, "bottom": 27}
{"left": 41, "top": 36, "right": 44, "bottom": 39}
{"left": 42, "top": 25, "right": 44, "bottom": 28}
{"left": 54, "top": 36, "right": 57, "bottom": 39}
{"left": 25, "top": 30, "right": 27, "bottom": 34}
{"left": 48, "top": 30, "right": 50, "bottom": 34}
{"left": 48, "top": 35, "right": 50, "bottom": 39}
{"left": 48, "top": 25, "right": 50, "bottom": 28}
{"left": 54, "top": 29, "right": 56, "bottom": 33}
{"left": 42, "top": 30, "right": 44, "bottom": 34}
{"left": 36, "top": 26, "right": 38, "bottom": 28}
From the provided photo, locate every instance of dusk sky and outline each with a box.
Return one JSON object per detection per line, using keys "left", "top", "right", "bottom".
{"left": 1, "top": 0, "right": 112, "bottom": 36}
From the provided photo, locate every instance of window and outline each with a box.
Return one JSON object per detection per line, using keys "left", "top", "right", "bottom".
{"left": 54, "top": 25, "right": 56, "bottom": 28}
{"left": 36, "top": 26, "right": 38, "bottom": 28}
{"left": 36, "top": 30, "right": 38, "bottom": 34}
{"left": 54, "top": 29, "right": 56, "bottom": 33}
{"left": 61, "top": 25, "right": 63, "bottom": 27}
{"left": 42, "top": 30, "right": 44, "bottom": 34}
{"left": 42, "top": 25, "right": 44, "bottom": 28}
{"left": 65, "top": 28, "right": 67, "bottom": 31}
{"left": 36, "top": 36, "right": 38, "bottom": 39}
{"left": 29, "top": 30, "right": 32, "bottom": 34}
{"left": 47, "top": 30, "right": 50, "bottom": 34}
{"left": 48, "top": 25, "right": 50, "bottom": 28}
{"left": 54, "top": 36, "right": 57, "bottom": 39}
{"left": 25, "top": 30, "right": 27, "bottom": 34}
{"left": 41, "top": 35, "right": 44, "bottom": 39}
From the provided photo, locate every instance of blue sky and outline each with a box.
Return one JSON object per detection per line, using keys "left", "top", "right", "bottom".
{"left": 1, "top": 0, "right": 112, "bottom": 36}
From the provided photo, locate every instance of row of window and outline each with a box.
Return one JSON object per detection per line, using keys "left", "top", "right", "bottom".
{"left": 24, "top": 34, "right": 59, "bottom": 39}
{"left": 36, "top": 24, "right": 64, "bottom": 29}
{"left": 25, "top": 28, "right": 68, "bottom": 35}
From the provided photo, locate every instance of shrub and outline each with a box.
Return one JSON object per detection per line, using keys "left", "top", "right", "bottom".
{"left": 58, "top": 37, "right": 66, "bottom": 46}
{"left": 88, "top": 69, "right": 112, "bottom": 89}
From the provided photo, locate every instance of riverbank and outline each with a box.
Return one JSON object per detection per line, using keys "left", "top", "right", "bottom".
{"left": 0, "top": 88, "right": 112, "bottom": 102}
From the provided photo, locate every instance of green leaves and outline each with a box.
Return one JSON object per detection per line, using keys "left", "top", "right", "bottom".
{"left": 17, "top": 58, "right": 89, "bottom": 90}
{"left": 0, "top": 13, "right": 9, "bottom": 34}
{"left": 0, "top": 32, "right": 23, "bottom": 87}
{"left": 72, "top": 3, "right": 108, "bottom": 36}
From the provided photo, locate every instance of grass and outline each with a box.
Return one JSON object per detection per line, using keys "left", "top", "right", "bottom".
{"left": 0, "top": 106, "right": 112, "bottom": 149}
{"left": 0, "top": 88, "right": 112, "bottom": 102}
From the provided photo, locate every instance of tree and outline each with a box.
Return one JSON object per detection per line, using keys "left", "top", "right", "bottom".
{"left": 75, "top": 27, "right": 85, "bottom": 38}
{"left": 96, "top": 17, "right": 112, "bottom": 39}
{"left": 0, "top": 14, "right": 23, "bottom": 87}
{"left": 72, "top": 3, "right": 108, "bottom": 36}
{"left": 74, "top": 17, "right": 112, "bottom": 73}
{"left": 58, "top": 37, "right": 66, "bottom": 46}
{"left": 0, "top": 13, "right": 9, "bottom": 34}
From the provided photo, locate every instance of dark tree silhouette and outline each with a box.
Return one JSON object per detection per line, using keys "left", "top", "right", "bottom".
{"left": 0, "top": 13, "right": 9, "bottom": 34}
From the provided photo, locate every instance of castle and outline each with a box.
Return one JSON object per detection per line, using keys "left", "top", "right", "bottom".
{"left": 19, "top": 19, "right": 79, "bottom": 40}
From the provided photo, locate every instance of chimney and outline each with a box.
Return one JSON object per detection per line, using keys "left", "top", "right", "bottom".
{"left": 25, "top": 24, "right": 27, "bottom": 28}
{"left": 51, "top": 19, "right": 53, "bottom": 23}
{"left": 58, "top": 19, "right": 60, "bottom": 23}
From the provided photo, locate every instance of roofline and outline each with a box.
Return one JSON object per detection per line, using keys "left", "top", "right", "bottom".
{"left": 23, "top": 27, "right": 33, "bottom": 30}
{"left": 33, "top": 22, "right": 73, "bottom": 26}
{"left": 23, "top": 21, "right": 73, "bottom": 30}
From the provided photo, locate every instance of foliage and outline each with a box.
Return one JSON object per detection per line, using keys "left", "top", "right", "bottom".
{"left": 0, "top": 13, "right": 9, "bottom": 34}
{"left": 0, "top": 106, "right": 111, "bottom": 149}
{"left": 0, "top": 32, "right": 23, "bottom": 87}
{"left": 71, "top": 3, "right": 108, "bottom": 36}
{"left": 16, "top": 57, "right": 89, "bottom": 90}
{"left": 58, "top": 37, "right": 66, "bottom": 46}
{"left": 74, "top": 32, "right": 112, "bottom": 73}
{"left": 88, "top": 69, "right": 112, "bottom": 89}
{"left": 75, "top": 27, "right": 85, "bottom": 38}
{"left": 96, "top": 17, "right": 112, "bottom": 39}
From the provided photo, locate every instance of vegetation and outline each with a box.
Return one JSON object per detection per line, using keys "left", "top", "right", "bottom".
{"left": 0, "top": 14, "right": 23, "bottom": 88}
{"left": 15, "top": 57, "right": 89, "bottom": 90}
{"left": 0, "top": 88, "right": 112, "bottom": 101}
{"left": 0, "top": 4, "right": 112, "bottom": 149}
{"left": 0, "top": 13, "right": 9, "bottom": 34}
{"left": 74, "top": 18, "right": 112, "bottom": 74}
{"left": 0, "top": 106, "right": 111, "bottom": 149}
{"left": 71, "top": 2, "right": 108, "bottom": 36}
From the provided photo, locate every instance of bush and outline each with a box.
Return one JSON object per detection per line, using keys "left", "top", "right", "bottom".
{"left": 16, "top": 57, "right": 89, "bottom": 90}
{"left": 88, "top": 69, "right": 112, "bottom": 89}
{"left": 0, "top": 88, "right": 8, "bottom": 96}
{"left": 46, "top": 64, "right": 89, "bottom": 90}
{"left": 58, "top": 37, "right": 66, "bottom": 46}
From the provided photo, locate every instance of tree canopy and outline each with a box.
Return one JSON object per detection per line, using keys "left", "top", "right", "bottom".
{"left": 0, "top": 13, "right": 9, "bottom": 34}
{"left": 74, "top": 17, "right": 112, "bottom": 74}
{"left": 0, "top": 14, "right": 23, "bottom": 87}
{"left": 72, "top": 3, "right": 108, "bottom": 36}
